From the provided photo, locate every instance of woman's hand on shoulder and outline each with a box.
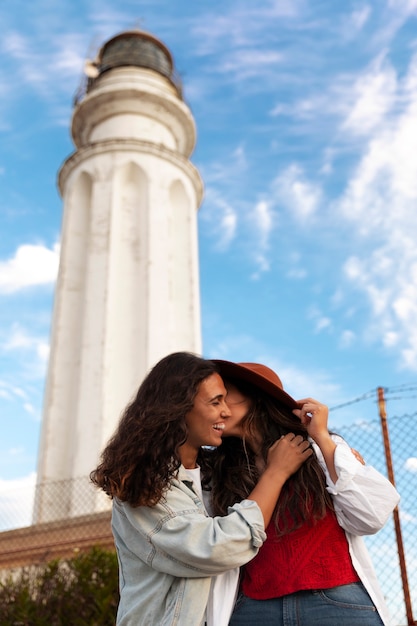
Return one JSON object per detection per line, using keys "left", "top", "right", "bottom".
{"left": 350, "top": 448, "right": 366, "bottom": 465}
{"left": 265, "top": 433, "right": 313, "bottom": 481}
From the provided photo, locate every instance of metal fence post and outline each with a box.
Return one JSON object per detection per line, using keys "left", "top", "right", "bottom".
{"left": 377, "top": 387, "right": 416, "bottom": 625}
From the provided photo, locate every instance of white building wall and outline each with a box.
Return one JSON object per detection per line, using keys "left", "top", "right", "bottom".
{"left": 35, "top": 33, "right": 203, "bottom": 522}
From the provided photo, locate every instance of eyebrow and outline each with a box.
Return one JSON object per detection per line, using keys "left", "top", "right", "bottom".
{"left": 208, "top": 393, "right": 224, "bottom": 402}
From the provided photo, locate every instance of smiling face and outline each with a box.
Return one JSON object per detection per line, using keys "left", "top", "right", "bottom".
{"left": 180, "top": 373, "right": 231, "bottom": 467}
{"left": 222, "top": 383, "right": 251, "bottom": 438}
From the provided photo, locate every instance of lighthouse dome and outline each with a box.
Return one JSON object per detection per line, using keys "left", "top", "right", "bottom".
{"left": 84, "top": 30, "right": 182, "bottom": 97}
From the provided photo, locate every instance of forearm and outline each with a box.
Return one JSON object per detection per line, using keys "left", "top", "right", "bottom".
{"left": 312, "top": 433, "right": 338, "bottom": 483}
{"left": 247, "top": 468, "right": 287, "bottom": 527}
{"left": 116, "top": 495, "right": 266, "bottom": 576}
{"left": 246, "top": 433, "right": 313, "bottom": 527}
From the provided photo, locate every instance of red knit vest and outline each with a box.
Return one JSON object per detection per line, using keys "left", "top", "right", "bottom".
{"left": 241, "top": 508, "right": 360, "bottom": 599}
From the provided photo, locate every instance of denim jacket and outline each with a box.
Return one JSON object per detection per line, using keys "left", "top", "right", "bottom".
{"left": 112, "top": 465, "right": 266, "bottom": 625}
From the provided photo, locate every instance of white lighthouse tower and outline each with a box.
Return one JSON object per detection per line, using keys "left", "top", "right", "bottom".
{"left": 34, "top": 30, "right": 203, "bottom": 522}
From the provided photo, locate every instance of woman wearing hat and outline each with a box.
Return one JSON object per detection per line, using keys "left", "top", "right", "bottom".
{"left": 209, "top": 360, "right": 400, "bottom": 626}
{"left": 90, "top": 352, "right": 313, "bottom": 626}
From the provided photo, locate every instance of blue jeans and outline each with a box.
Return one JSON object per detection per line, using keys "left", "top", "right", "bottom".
{"left": 229, "top": 583, "right": 384, "bottom": 625}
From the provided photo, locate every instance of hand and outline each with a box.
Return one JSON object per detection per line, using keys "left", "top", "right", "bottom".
{"left": 265, "top": 433, "right": 313, "bottom": 481}
{"left": 351, "top": 448, "right": 365, "bottom": 465}
{"left": 248, "top": 434, "right": 313, "bottom": 527}
{"left": 293, "top": 398, "right": 338, "bottom": 482}
{"left": 292, "top": 398, "right": 329, "bottom": 442}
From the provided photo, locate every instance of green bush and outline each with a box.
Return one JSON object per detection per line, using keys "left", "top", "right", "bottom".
{"left": 0, "top": 546, "right": 119, "bottom": 625}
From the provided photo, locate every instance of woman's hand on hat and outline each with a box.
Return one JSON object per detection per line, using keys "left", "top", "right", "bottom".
{"left": 292, "top": 398, "right": 329, "bottom": 442}
{"left": 294, "top": 398, "right": 339, "bottom": 482}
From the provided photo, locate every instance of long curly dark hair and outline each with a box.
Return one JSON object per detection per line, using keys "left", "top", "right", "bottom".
{"left": 207, "top": 378, "right": 334, "bottom": 535}
{"left": 90, "top": 352, "right": 218, "bottom": 507}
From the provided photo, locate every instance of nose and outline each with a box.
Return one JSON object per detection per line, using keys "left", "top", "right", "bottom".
{"left": 221, "top": 400, "right": 231, "bottom": 418}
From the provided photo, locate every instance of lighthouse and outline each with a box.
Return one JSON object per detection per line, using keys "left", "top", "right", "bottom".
{"left": 34, "top": 30, "right": 203, "bottom": 522}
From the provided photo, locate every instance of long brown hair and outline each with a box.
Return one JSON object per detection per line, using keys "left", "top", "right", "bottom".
{"left": 208, "top": 379, "right": 334, "bottom": 535}
{"left": 90, "top": 352, "right": 218, "bottom": 507}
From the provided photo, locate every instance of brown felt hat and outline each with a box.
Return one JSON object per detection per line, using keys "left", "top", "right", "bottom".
{"left": 212, "top": 360, "right": 298, "bottom": 410}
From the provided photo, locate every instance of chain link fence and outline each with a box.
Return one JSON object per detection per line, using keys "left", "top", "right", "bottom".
{"left": 0, "top": 408, "right": 416, "bottom": 624}
{"left": 0, "top": 477, "right": 113, "bottom": 571}
{"left": 337, "top": 410, "right": 417, "bottom": 626}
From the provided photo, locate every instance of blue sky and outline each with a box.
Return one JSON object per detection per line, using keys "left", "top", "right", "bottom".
{"left": 1, "top": 0, "right": 417, "bottom": 521}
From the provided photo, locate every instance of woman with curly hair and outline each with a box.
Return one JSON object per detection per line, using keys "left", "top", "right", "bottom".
{"left": 90, "top": 352, "right": 312, "bottom": 626}
{"left": 209, "top": 360, "right": 400, "bottom": 626}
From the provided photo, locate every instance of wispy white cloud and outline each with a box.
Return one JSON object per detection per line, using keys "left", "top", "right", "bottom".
{"left": 2, "top": 324, "right": 50, "bottom": 365}
{"left": 0, "top": 366, "right": 43, "bottom": 425}
{"left": 388, "top": 0, "right": 417, "bottom": 13}
{"left": 200, "top": 143, "right": 252, "bottom": 251}
{"left": 285, "top": 252, "right": 308, "bottom": 280}
{"left": 405, "top": 457, "right": 417, "bottom": 473}
{"left": 200, "top": 189, "right": 238, "bottom": 251}
{"left": 1, "top": 28, "right": 87, "bottom": 116}
{"left": 339, "top": 329, "right": 356, "bottom": 349}
{"left": 1, "top": 324, "right": 50, "bottom": 389}
{"left": 218, "top": 48, "right": 283, "bottom": 81}
{"left": 203, "top": 30, "right": 417, "bottom": 373}
{"left": 265, "top": 355, "right": 342, "bottom": 404}
{"left": 191, "top": 0, "right": 302, "bottom": 55}
{"left": 218, "top": 207, "right": 238, "bottom": 250}
{"left": 23, "top": 402, "right": 37, "bottom": 415}
{"left": 348, "top": 5, "right": 372, "bottom": 33}
{"left": 286, "top": 267, "right": 307, "bottom": 279}
{"left": 342, "top": 246, "right": 417, "bottom": 363}
{"left": 342, "top": 53, "right": 397, "bottom": 135}
{"left": 3, "top": 31, "right": 27, "bottom": 59}
{"left": 270, "top": 48, "right": 400, "bottom": 145}
{"left": 270, "top": 94, "right": 334, "bottom": 123}
{"left": 0, "top": 242, "right": 59, "bottom": 293}
{"left": 388, "top": 0, "right": 417, "bottom": 20}
{"left": 331, "top": 50, "right": 417, "bottom": 368}
{"left": 0, "top": 381, "right": 29, "bottom": 401}
{"left": 273, "top": 56, "right": 397, "bottom": 144}
{"left": 272, "top": 164, "right": 322, "bottom": 221}
{"left": 307, "top": 305, "right": 332, "bottom": 334}
{"left": 206, "top": 335, "right": 343, "bottom": 404}
{"left": 0, "top": 472, "right": 36, "bottom": 531}
{"left": 202, "top": 143, "right": 277, "bottom": 275}
{"left": 249, "top": 200, "right": 274, "bottom": 279}
{"left": 254, "top": 200, "right": 273, "bottom": 241}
